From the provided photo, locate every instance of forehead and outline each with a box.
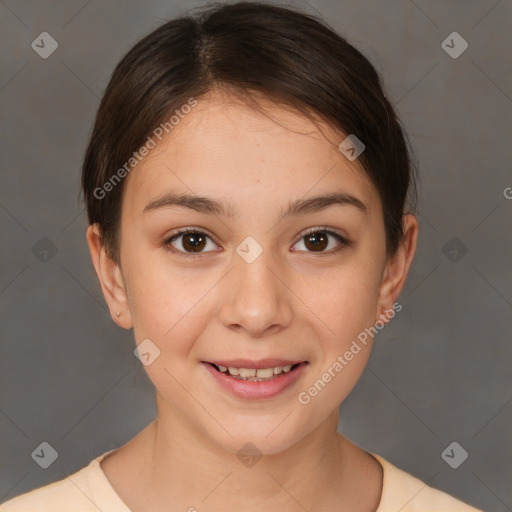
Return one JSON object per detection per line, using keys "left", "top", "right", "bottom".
{"left": 123, "top": 91, "right": 379, "bottom": 218}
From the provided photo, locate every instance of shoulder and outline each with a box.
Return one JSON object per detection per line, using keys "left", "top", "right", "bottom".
{"left": 372, "top": 453, "right": 484, "bottom": 512}
{"left": 0, "top": 451, "right": 118, "bottom": 512}
{"left": 0, "top": 469, "right": 93, "bottom": 512}
{"left": 0, "top": 475, "right": 87, "bottom": 512}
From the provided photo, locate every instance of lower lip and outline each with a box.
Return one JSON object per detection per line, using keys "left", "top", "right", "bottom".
{"left": 202, "top": 362, "right": 308, "bottom": 400}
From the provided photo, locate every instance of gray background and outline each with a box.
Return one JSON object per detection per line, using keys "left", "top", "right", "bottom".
{"left": 0, "top": 0, "right": 511, "bottom": 510}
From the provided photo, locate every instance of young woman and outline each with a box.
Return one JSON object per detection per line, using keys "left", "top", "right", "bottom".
{"left": 1, "top": 2, "right": 484, "bottom": 511}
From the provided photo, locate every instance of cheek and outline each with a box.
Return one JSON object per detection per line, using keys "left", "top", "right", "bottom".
{"left": 126, "top": 260, "right": 213, "bottom": 352}
{"left": 295, "top": 272, "right": 378, "bottom": 410}
{"left": 297, "top": 261, "right": 382, "bottom": 344}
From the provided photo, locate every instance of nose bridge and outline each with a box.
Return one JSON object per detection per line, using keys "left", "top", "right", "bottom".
{"left": 219, "top": 235, "right": 292, "bottom": 335}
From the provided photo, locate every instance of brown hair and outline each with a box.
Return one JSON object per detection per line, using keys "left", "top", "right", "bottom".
{"left": 81, "top": 1, "right": 418, "bottom": 263}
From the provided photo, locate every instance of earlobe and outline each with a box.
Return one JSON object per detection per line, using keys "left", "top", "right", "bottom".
{"left": 375, "top": 214, "right": 418, "bottom": 323}
{"left": 85, "top": 224, "right": 133, "bottom": 329}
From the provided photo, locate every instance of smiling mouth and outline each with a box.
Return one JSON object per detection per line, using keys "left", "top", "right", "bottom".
{"left": 206, "top": 362, "right": 305, "bottom": 381}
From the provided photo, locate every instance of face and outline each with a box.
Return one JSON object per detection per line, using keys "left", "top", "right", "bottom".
{"left": 88, "top": 90, "right": 416, "bottom": 455}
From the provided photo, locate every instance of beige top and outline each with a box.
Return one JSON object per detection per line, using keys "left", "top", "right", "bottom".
{"left": 0, "top": 450, "right": 484, "bottom": 511}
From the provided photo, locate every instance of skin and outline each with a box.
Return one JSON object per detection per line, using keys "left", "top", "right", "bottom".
{"left": 86, "top": 89, "right": 418, "bottom": 512}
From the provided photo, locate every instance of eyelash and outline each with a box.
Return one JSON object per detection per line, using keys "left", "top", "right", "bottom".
{"left": 163, "top": 226, "right": 352, "bottom": 259}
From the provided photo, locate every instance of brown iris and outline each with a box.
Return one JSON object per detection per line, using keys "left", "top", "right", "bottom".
{"left": 181, "top": 232, "right": 207, "bottom": 252}
{"left": 303, "top": 232, "right": 328, "bottom": 252}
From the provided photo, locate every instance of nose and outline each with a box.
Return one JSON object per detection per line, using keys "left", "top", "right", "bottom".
{"left": 218, "top": 247, "right": 293, "bottom": 338}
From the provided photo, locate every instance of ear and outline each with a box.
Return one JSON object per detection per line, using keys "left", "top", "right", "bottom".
{"left": 86, "top": 223, "right": 133, "bottom": 329}
{"left": 375, "top": 213, "right": 418, "bottom": 323}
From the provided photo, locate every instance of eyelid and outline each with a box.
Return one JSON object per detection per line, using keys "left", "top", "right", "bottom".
{"left": 292, "top": 225, "right": 352, "bottom": 252}
{"left": 165, "top": 226, "right": 216, "bottom": 242}
{"left": 298, "top": 225, "right": 348, "bottom": 241}
{"left": 163, "top": 227, "right": 219, "bottom": 256}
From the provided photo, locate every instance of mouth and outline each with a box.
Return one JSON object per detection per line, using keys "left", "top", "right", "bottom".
{"left": 201, "top": 359, "right": 309, "bottom": 399}
{"left": 205, "top": 361, "right": 305, "bottom": 381}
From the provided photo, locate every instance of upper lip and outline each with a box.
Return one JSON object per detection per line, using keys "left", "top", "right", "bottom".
{"left": 204, "top": 358, "right": 307, "bottom": 369}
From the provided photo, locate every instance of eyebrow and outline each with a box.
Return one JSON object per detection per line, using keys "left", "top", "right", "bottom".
{"left": 142, "top": 191, "right": 368, "bottom": 219}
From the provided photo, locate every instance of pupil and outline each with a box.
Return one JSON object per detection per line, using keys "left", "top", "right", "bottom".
{"left": 183, "top": 233, "right": 205, "bottom": 252}
{"left": 306, "top": 232, "right": 327, "bottom": 251}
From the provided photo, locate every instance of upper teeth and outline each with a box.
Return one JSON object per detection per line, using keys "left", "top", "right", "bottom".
{"left": 218, "top": 365, "right": 293, "bottom": 378}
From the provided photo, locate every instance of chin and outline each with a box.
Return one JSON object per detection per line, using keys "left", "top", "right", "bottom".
{"left": 204, "top": 417, "right": 311, "bottom": 459}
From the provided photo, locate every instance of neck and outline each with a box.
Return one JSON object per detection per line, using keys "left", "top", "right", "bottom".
{"left": 102, "top": 394, "right": 382, "bottom": 512}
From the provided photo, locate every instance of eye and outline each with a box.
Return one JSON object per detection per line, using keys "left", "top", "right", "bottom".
{"left": 164, "top": 228, "right": 218, "bottom": 257}
{"left": 292, "top": 226, "right": 351, "bottom": 254}
{"left": 163, "top": 226, "right": 351, "bottom": 258}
